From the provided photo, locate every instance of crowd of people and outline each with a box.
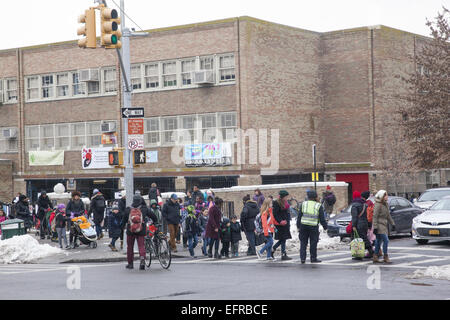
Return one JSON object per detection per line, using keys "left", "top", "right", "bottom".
{"left": 0, "top": 183, "right": 397, "bottom": 266}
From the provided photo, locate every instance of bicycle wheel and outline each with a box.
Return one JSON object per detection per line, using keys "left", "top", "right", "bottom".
{"left": 144, "top": 237, "right": 152, "bottom": 268}
{"left": 158, "top": 237, "right": 171, "bottom": 269}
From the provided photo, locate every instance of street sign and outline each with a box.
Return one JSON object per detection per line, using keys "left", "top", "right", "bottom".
{"left": 134, "top": 150, "right": 146, "bottom": 165}
{"left": 127, "top": 135, "right": 144, "bottom": 150}
{"left": 128, "top": 119, "right": 144, "bottom": 135}
{"left": 121, "top": 107, "right": 144, "bottom": 118}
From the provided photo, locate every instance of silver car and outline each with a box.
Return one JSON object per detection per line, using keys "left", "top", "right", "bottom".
{"left": 412, "top": 195, "right": 450, "bottom": 244}
{"left": 414, "top": 187, "right": 450, "bottom": 210}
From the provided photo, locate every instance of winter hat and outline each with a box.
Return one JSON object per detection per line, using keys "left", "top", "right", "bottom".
{"left": 326, "top": 185, "right": 331, "bottom": 190}
{"left": 307, "top": 189, "right": 318, "bottom": 200}
{"left": 279, "top": 190, "right": 289, "bottom": 198}
{"left": 361, "top": 191, "right": 371, "bottom": 200}
{"left": 170, "top": 193, "right": 178, "bottom": 200}
{"left": 112, "top": 205, "right": 120, "bottom": 211}
{"left": 150, "top": 199, "right": 157, "bottom": 206}
{"left": 353, "top": 190, "right": 361, "bottom": 199}
{"left": 186, "top": 205, "right": 195, "bottom": 215}
{"left": 57, "top": 204, "right": 66, "bottom": 210}
{"left": 375, "top": 190, "right": 387, "bottom": 200}
{"left": 120, "top": 190, "right": 126, "bottom": 197}
{"left": 93, "top": 189, "right": 99, "bottom": 195}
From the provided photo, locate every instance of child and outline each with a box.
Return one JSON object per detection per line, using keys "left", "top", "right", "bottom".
{"left": 54, "top": 204, "right": 70, "bottom": 249}
{"left": 220, "top": 217, "right": 232, "bottom": 258}
{"left": 230, "top": 215, "right": 242, "bottom": 257}
{"left": 257, "top": 199, "right": 275, "bottom": 261}
{"left": 0, "top": 208, "right": 7, "bottom": 236}
{"left": 108, "top": 205, "right": 122, "bottom": 251}
{"left": 49, "top": 208, "right": 59, "bottom": 242}
{"left": 199, "top": 208, "right": 209, "bottom": 256}
{"left": 184, "top": 205, "right": 199, "bottom": 258}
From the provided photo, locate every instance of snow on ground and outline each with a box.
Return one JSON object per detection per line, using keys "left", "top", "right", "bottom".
{"left": 407, "top": 266, "right": 450, "bottom": 281}
{"left": 0, "top": 235, "right": 62, "bottom": 264}
{"left": 239, "top": 219, "right": 347, "bottom": 254}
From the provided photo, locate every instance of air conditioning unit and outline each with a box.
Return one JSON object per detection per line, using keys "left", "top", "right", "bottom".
{"left": 193, "top": 70, "right": 215, "bottom": 85}
{"left": 79, "top": 69, "right": 100, "bottom": 82}
{"left": 101, "top": 121, "right": 117, "bottom": 133}
{"left": 2, "top": 128, "right": 18, "bottom": 139}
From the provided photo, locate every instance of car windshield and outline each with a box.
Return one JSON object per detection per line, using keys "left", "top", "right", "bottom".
{"left": 430, "top": 198, "right": 450, "bottom": 211}
{"left": 418, "top": 190, "right": 450, "bottom": 202}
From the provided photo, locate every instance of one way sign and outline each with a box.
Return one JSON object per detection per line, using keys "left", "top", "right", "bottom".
{"left": 122, "top": 107, "right": 144, "bottom": 118}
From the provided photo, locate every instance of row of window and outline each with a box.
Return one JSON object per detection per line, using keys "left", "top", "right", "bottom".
{"left": 0, "top": 127, "right": 18, "bottom": 152}
{"left": 0, "top": 53, "right": 236, "bottom": 104}
{"left": 19, "top": 112, "right": 237, "bottom": 152}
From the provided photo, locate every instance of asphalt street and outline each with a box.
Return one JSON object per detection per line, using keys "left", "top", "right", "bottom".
{"left": 1, "top": 236, "right": 449, "bottom": 300}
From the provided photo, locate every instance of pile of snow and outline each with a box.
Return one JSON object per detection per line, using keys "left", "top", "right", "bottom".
{"left": 0, "top": 235, "right": 62, "bottom": 264}
{"left": 407, "top": 266, "right": 450, "bottom": 281}
{"left": 239, "top": 219, "right": 347, "bottom": 253}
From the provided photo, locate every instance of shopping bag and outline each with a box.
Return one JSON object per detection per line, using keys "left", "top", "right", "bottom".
{"left": 350, "top": 230, "right": 365, "bottom": 258}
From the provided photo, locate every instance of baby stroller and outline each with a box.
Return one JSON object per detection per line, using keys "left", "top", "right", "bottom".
{"left": 71, "top": 216, "right": 98, "bottom": 248}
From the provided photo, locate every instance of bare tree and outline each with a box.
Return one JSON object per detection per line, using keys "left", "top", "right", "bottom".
{"left": 398, "top": 7, "right": 450, "bottom": 169}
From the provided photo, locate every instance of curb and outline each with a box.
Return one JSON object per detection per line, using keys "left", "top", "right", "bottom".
{"left": 59, "top": 252, "right": 186, "bottom": 264}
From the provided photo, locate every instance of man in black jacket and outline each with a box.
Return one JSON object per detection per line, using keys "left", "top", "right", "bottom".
{"left": 89, "top": 189, "right": 106, "bottom": 239}
{"left": 162, "top": 194, "right": 181, "bottom": 252}
{"left": 16, "top": 195, "right": 32, "bottom": 233}
{"left": 37, "top": 191, "right": 53, "bottom": 239}
{"left": 240, "top": 195, "right": 259, "bottom": 256}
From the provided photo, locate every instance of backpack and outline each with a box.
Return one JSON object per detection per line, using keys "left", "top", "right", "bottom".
{"left": 325, "top": 193, "right": 336, "bottom": 206}
{"left": 367, "top": 205, "right": 374, "bottom": 223}
{"left": 51, "top": 213, "right": 58, "bottom": 232}
{"left": 254, "top": 213, "right": 263, "bottom": 234}
{"left": 128, "top": 207, "right": 143, "bottom": 233}
{"left": 148, "top": 188, "right": 158, "bottom": 201}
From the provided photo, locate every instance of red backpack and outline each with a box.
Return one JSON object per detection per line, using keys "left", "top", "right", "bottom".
{"left": 128, "top": 207, "right": 143, "bottom": 233}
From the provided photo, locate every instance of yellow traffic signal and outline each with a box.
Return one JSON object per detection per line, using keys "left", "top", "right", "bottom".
{"left": 77, "top": 8, "right": 96, "bottom": 48}
{"left": 100, "top": 6, "right": 122, "bottom": 49}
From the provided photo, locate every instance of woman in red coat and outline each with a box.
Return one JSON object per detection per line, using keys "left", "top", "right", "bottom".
{"left": 205, "top": 197, "right": 223, "bottom": 259}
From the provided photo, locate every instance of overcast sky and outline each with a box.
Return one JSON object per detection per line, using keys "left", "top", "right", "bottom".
{"left": 0, "top": 0, "right": 448, "bottom": 50}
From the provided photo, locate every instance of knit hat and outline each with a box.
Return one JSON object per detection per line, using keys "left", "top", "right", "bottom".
{"left": 112, "top": 205, "right": 120, "bottom": 211}
{"left": 353, "top": 190, "right": 361, "bottom": 199}
{"left": 170, "top": 193, "right": 178, "bottom": 200}
{"left": 150, "top": 199, "right": 157, "bottom": 206}
{"left": 186, "top": 205, "right": 195, "bottom": 215}
{"left": 93, "top": 189, "right": 99, "bottom": 195}
{"left": 307, "top": 189, "right": 318, "bottom": 200}
{"left": 326, "top": 185, "right": 331, "bottom": 190}
{"left": 279, "top": 190, "right": 289, "bottom": 198}
{"left": 57, "top": 204, "right": 66, "bottom": 210}
{"left": 375, "top": 190, "right": 387, "bottom": 200}
{"left": 361, "top": 191, "right": 371, "bottom": 200}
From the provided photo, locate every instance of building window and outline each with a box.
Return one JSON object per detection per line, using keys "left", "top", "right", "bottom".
{"left": 86, "top": 122, "right": 102, "bottom": 147}
{"left": 180, "top": 115, "right": 197, "bottom": 144}
{"left": 56, "top": 73, "right": 69, "bottom": 97}
{"left": 219, "top": 54, "right": 235, "bottom": 82}
{"left": 200, "top": 56, "right": 214, "bottom": 70}
{"left": 131, "top": 65, "right": 142, "bottom": 90}
{"left": 200, "top": 114, "right": 217, "bottom": 142}
{"left": 6, "top": 79, "right": 18, "bottom": 102}
{"left": 162, "top": 117, "right": 178, "bottom": 144}
{"left": 25, "top": 126, "right": 40, "bottom": 151}
{"left": 144, "top": 118, "right": 160, "bottom": 145}
{"left": 220, "top": 113, "right": 237, "bottom": 141}
{"left": 72, "top": 72, "right": 86, "bottom": 96}
{"left": 162, "top": 62, "right": 177, "bottom": 87}
{"left": 103, "top": 68, "right": 116, "bottom": 93}
{"left": 87, "top": 81, "right": 100, "bottom": 95}
{"left": 0, "top": 127, "right": 18, "bottom": 152}
{"left": 181, "top": 59, "right": 195, "bottom": 86}
{"left": 40, "top": 125, "right": 54, "bottom": 150}
{"left": 55, "top": 124, "right": 70, "bottom": 149}
{"left": 41, "top": 75, "right": 54, "bottom": 99}
{"left": 145, "top": 63, "right": 159, "bottom": 89}
{"left": 71, "top": 122, "right": 86, "bottom": 148}
{"left": 27, "top": 76, "right": 40, "bottom": 100}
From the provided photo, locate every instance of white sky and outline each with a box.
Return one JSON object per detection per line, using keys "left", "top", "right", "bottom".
{"left": 0, "top": 0, "right": 448, "bottom": 50}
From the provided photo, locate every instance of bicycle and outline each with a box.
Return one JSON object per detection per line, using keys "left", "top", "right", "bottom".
{"left": 144, "top": 222, "right": 171, "bottom": 269}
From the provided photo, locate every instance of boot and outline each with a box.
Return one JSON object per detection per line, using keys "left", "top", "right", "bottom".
{"left": 125, "top": 263, "right": 133, "bottom": 269}
{"left": 281, "top": 253, "right": 292, "bottom": 261}
{"left": 120, "top": 240, "right": 124, "bottom": 250}
{"left": 383, "top": 254, "right": 392, "bottom": 264}
{"left": 139, "top": 257, "right": 146, "bottom": 270}
{"left": 372, "top": 254, "right": 380, "bottom": 263}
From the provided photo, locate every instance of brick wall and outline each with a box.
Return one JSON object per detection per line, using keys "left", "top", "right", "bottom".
{"left": 0, "top": 160, "right": 13, "bottom": 203}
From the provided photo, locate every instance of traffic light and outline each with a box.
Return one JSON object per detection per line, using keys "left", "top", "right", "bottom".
{"left": 100, "top": 6, "right": 122, "bottom": 49}
{"left": 77, "top": 8, "right": 96, "bottom": 48}
{"left": 108, "top": 150, "right": 123, "bottom": 166}
{"left": 134, "top": 150, "right": 146, "bottom": 165}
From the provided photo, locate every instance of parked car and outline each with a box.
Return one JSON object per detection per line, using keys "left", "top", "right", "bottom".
{"left": 327, "top": 196, "right": 423, "bottom": 239}
{"left": 413, "top": 187, "right": 450, "bottom": 210}
{"left": 412, "top": 195, "right": 450, "bottom": 244}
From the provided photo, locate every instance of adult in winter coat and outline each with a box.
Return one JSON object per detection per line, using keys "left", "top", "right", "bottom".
{"left": 37, "top": 191, "right": 53, "bottom": 239}
{"left": 162, "top": 194, "right": 181, "bottom": 252}
{"left": 321, "top": 185, "right": 336, "bottom": 220}
{"left": 184, "top": 205, "right": 199, "bottom": 258}
{"left": 15, "top": 195, "right": 32, "bottom": 232}
{"left": 253, "top": 189, "right": 265, "bottom": 209}
{"left": 272, "top": 190, "right": 292, "bottom": 260}
{"left": 240, "top": 195, "right": 259, "bottom": 256}
{"left": 148, "top": 183, "right": 160, "bottom": 203}
{"left": 108, "top": 205, "right": 123, "bottom": 251}
{"left": 205, "top": 197, "right": 223, "bottom": 258}
{"left": 121, "top": 195, "right": 157, "bottom": 270}
{"left": 89, "top": 189, "right": 106, "bottom": 239}
{"left": 372, "top": 190, "right": 396, "bottom": 264}
{"left": 351, "top": 190, "right": 374, "bottom": 259}
{"left": 192, "top": 185, "right": 204, "bottom": 203}
{"left": 66, "top": 191, "right": 85, "bottom": 217}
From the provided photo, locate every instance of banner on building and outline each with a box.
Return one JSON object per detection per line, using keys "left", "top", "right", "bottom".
{"left": 29, "top": 150, "right": 64, "bottom": 166}
{"left": 82, "top": 147, "right": 113, "bottom": 169}
{"left": 184, "top": 143, "right": 232, "bottom": 167}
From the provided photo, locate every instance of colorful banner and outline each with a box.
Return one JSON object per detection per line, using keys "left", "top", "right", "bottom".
{"left": 82, "top": 147, "right": 113, "bottom": 169}
{"left": 29, "top": 150, "right": 64, "bottom": 166}
{"left": 184, "top": 143, "right": 232, "bottom": 167}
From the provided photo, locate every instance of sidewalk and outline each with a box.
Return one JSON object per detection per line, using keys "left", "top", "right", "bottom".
{"left": 34, "top": 232, "right": 192, "bottom": 264}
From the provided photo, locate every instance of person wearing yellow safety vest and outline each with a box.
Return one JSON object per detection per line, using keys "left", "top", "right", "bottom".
{"left": 297, "top": 189, "right": 328, "bottom": 264}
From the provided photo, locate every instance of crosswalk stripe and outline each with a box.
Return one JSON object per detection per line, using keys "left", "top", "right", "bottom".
{"left": 395, "top": 257, "right": 448, "bottom": 267}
